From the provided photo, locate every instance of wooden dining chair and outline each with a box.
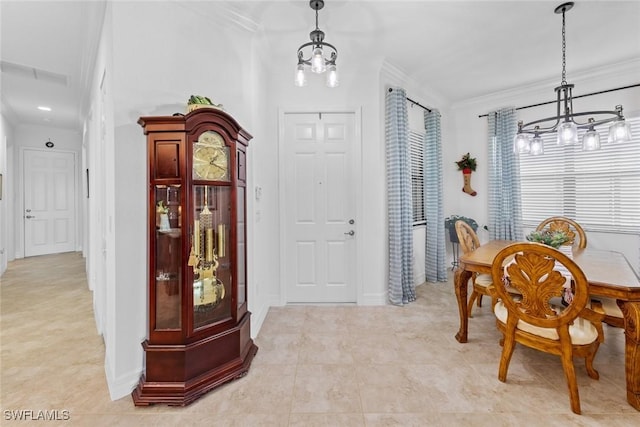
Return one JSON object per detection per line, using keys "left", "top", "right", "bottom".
{"left": 536, "top": 216, "right": 587, "bottom": 249}
{"left": 491, "top": 242, "right": 605, "bottom": 415}
{"left": 455, "top": 220, "right": 494, "bottom": 317}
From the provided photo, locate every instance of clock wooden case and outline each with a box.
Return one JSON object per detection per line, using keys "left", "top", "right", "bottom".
{"left": 132, "top": 107, "right": 257, "bottom": 406}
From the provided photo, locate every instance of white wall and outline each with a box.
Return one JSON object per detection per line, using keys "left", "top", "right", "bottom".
{"left": 0, "top": 113, "right": 14, "bottom": 275}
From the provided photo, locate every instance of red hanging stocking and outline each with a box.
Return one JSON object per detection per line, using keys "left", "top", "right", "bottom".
{"left": 462, "top": 169, "right": 477, "bottom": 196}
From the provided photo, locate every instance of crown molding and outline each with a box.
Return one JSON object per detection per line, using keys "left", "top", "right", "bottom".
{"left": 178, "top": 2, "right": 261, "bottom": 34}
{"left": 380, "top": 60, "right": 448, "bottom": 109}
{"left": 453, "top": 57, "right": 640, "bottom": 110}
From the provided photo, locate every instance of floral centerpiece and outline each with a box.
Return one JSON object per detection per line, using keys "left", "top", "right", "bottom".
{"left": 526, "top": 230, "right": 571, "bottom": 249}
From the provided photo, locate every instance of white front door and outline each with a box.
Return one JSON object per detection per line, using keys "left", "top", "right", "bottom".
{"left": 24, "top": 149, "right": 76, "bottom": 256}
{"left": 282, "top": 112, "right": 358, "bottom": 303}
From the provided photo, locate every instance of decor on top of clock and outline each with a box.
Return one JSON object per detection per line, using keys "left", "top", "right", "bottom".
{"left": 187, "top": 94, "right": 224, "bottom": 113}
{"left": 455, "top": 152, "right": 477, "bottom": 196}
{"left": 133, "top": 105, "right": 257, "bottom": 406}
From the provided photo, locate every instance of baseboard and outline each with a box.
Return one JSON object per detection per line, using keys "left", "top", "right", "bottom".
{"left": 104, "top": 354, "right": 141, "bottom": 401}
{"left": 360, "top": 291, "right": 387, "bottom": 306}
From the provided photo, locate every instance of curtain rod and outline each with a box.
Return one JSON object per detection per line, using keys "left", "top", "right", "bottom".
{"left": 477, "top": 83, "right": 640, "bottom": 118}
{"left": 388, "top": 87, "right": 432, "bottom": 112}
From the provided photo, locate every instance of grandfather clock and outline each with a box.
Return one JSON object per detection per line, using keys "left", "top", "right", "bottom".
{"left": 132, "top": 107, "right": 257, "bottom": 406}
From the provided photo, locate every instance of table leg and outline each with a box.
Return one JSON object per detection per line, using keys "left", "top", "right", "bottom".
{"left": 618, "top": 300, "right": 640, "bottom": 410}
{"left": 454, "top": 268, "right": 472, "bottom": 343}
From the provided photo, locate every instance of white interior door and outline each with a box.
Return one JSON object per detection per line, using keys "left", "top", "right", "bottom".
{"left": 283, "top": 112, "right": 357, "bottom": 303}
{"left": 24, "top": 149, "right": 76, "bottom": 257}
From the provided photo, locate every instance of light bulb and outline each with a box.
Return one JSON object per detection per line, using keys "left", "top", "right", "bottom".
{"left": 326, "top": 64, "right": 338, "bottom": 87}
{"left": 530, "top": 135, "right": 544, "bottom": 155}
{"left": 513, "top": 133, "right": 531, "bottom": 154}
{"left": 607, "top": 120, "right": 632, "bottom": 143}
{"left": 294, "top": 64, "right": 307, "bottom": 87}
{"left": 311, "top": 47, "right": 325, "bottom": 73}
{"left": 582, "top": 129, "right": 600, "bottom": 151}
{"left": 557, "top": 121, "right": 578, "bottom": 145}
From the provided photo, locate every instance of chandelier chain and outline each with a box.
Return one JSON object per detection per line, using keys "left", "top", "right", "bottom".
{"left": 561, "top": 8, "right": 567, "bottom": 85}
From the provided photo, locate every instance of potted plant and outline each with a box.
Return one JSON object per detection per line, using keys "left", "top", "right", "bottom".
{"left": 455, "top": 153, "right": 477, "bottom": 196}
{"left": 444, "top": 215, "right": 478, "bottom": 243}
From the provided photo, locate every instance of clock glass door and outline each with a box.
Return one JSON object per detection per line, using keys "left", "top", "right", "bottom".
{"left": 237, "top": 186, "right": 246, "bottom": 307}
{"left": 191, "top": 185, "right": 232, "bottom": 329}
{"left": 154, "top": 184, "right": 182, "bottom": 330}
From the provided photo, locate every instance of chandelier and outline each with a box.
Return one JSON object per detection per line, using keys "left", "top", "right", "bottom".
{"left": 513, "top": 2, "right": 632, "bottom": 156}
{"left": 295, "top": 0, "right": 338, "bottom": 88}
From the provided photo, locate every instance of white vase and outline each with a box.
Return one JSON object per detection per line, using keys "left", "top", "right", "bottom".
{"left": 557, "top": 245, "right": 573, "bottom": 259}
{"left": 159, "top": 213, "right": 170, "bottom": 231}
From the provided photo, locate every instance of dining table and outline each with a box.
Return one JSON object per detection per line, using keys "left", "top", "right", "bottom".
{"left": 454, "top": 239, "right": 640, "bottom": 411}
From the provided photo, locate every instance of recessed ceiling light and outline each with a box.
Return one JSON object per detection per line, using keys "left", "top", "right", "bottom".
{"left": 37, "top": 106, "right": 52, "bottom": 111}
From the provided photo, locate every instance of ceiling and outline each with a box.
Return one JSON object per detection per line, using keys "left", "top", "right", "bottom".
{"left": 2, "top": 0, "right": 639, "bottom": 131}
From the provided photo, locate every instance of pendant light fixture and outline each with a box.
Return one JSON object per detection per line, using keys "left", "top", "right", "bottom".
{"left": 295, "top": 0, "right": 338, "bottom": 88}
{"left": 513, "top": 2, "right": 631, "bottom": 155}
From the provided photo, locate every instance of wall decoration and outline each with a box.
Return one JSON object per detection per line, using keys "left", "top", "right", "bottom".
{"left": 455, "top": 152, "right": 477, "bottom": 196}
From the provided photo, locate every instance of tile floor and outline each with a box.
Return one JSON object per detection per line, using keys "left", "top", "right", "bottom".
{"left": 1, "top": 252, "right": 639, "bottom": 426}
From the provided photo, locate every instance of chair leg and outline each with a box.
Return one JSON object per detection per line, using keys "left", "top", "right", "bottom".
{"left": 477, "top": 294, "right": 483, "bottom": 307}
{"left": 559, "top": 330, "right": 581, "bottom": 415}
{"left": 467, "top": 291, "right": 478, "bottom": 318}
{"left": 584, "top": 345, "right": 600, "bottom": 380}
{"left": 498, "top": 321, "right": 517, "bottom": 383}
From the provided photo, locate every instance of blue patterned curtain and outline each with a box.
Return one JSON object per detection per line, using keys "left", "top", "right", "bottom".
{"left": 424, "top": 110, "right": 447, "bottom": 282}
{"left": 385, "top": 87, "right": 415, "bottom": 305}
{"left": 487, "top": 108, "right": 524, "bottom": 241}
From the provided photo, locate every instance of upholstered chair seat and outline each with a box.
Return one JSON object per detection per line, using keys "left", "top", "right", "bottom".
{"left": 494, "top": 301, "right": 600, "bottom": 345}
{"left": 591, "top": 296, "right": 624, "bottom": 328}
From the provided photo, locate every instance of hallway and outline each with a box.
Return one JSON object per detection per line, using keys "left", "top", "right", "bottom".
{"left": 1, "top": 252, "right": 639, "bottom": 425}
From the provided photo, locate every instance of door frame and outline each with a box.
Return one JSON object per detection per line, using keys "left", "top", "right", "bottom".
{"left": 18, "top": 147, "right": 79, "bottom": 258}
{"left": 278, "top": 107, "right": 363, "bottom": 305}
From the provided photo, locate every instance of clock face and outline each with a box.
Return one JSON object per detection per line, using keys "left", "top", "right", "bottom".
{"left": 193, "top": 131, "right": 229, "bottom": 181}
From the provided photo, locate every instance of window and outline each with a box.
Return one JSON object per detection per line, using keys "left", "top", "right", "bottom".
{"left": 409, "top": 130, "right": 425, "bottom": 225}
{"left": 519, "top": 116, "right": 640, "bottom": 233}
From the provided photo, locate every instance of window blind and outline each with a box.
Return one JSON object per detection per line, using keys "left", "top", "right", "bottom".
{"left": 519, "top": 116, "right": 640, "bottom": 233}
{"left": 409, "top": 130, "right": 425, "bottom": 224}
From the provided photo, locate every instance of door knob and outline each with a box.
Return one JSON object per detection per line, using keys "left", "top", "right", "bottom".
{"left": 26, "top": 215, "right": 36, "bottom": 219}
{"left": 344, "top": 230, "right": 355, "bottom": 236}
